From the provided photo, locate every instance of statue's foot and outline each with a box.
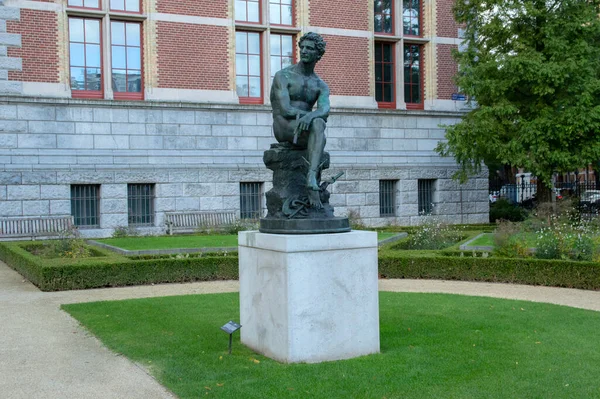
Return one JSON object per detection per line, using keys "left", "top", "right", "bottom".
{"left": 308, "top": 190, "right": 323, "bottom": 209}
{"left": 307, "top": 170, "right": 320, "bottom": 191}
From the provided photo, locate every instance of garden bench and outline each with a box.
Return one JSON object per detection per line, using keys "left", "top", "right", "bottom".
{"left": 0, "top": 216, "right": 75, "bottom": 240}
{"left": 165, "top": 211, "right": 238, "bottom": 235}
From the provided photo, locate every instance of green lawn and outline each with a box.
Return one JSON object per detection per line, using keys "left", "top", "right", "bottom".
{"left": 63, "top": 293, "right": 600, "bottom": 399}
{"left": 467, "top": 232, "right": 538, "bottom": 248}
{"left": 97, "top": 232, "right": 399, "bottom": 251}
{"left": 377, "top": 232, "right": 398, "bottom": 241}
{"left": 97, "top": 235, "right": 239, "bottom": 250}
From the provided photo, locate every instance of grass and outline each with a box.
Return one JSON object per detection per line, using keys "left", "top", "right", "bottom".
{"left": 467, "top": 232, "right": 538, "bottom": 248}
{"left": 376, "top": 232, "right": 398, "bottom": 241}
{"left": 63, "top": 292, "right": 600, "bottom": 399}
{"left": 96, "top": 232, "right": 400, "bottom": 251}
{"left": 96, "top": 235, "right": 239, "bottom": 250}
{"left": 467, "top": 233, "right": 495, "bottom": 247}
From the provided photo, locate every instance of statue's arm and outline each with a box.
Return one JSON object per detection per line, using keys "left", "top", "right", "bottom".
{"left": 297, "top": 81, "right": 330, "bottom": 132}
{"left": 272, "top": 72, "right": 304, "bottom": 119}
{"left": 313, "top": 81, "right": 330, "bottom": 120}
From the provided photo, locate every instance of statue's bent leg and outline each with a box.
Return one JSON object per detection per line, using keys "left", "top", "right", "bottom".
{"left": 306, "top": 118, "right": 326, "bottom": 192}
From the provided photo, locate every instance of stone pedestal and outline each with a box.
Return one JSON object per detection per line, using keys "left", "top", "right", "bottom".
{"left": 238, "top": 230, "right": 380, "bottom": 363}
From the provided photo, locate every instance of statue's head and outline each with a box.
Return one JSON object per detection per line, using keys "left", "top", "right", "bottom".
{"left": 298, "top": 32, "right": 326, "bottom": 61}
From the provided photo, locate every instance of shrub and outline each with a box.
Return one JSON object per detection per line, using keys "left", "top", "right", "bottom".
{"left": 24, "top": 227, "right": 93, "bottom": 259}
{"left": 493, "top": 220, "right": 530, "bottom": 258}
{"left": 112, "top": 225, "right": 139, "bottom": 238}
{"left": 223, "top": 219, "right": 259, "bottom": 235}
{"left": 347, "top": 208, "right": 367, "bottom": 230}
{"left": 404, "top": 220, "right": 466, "bottom": 250}
{"left": 490, "top": 198, "right": 528, "bottom": 222}
{"left": 534, "top": 228, "right": 562, "bottom": 260}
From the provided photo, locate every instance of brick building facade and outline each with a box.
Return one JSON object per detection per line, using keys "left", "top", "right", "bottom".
{"left": 0, "top": 0, "right": 488, "bottom": 238}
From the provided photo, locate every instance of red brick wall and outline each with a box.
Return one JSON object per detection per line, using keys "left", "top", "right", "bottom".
{"left": 309, "top": 0, "right": 369, "bottom": 31}
{"left": 436, "top": 44, "right": 458, "bottom": 100}
{"left": 437, "top": 0, "right": 459, "bottom": 37}
{"left": 156, "top": 22, "right": 229, "bottom": 90}
{"left": 315, "top": 35, "right": 369, "bottom": 96}
{"left": 156, "top": 0, "right": 228, "bottom": 18}
{"left": 7, "top": 9, "right": 59, "bottom": 83}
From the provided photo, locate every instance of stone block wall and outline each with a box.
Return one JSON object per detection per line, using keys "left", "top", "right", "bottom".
{"left": 0, "top": 97, "right": 488, "bottom": 237}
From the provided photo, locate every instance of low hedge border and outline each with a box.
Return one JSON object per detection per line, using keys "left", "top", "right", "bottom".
{"left": 379, "top": 253, "right": 600, "bottom": 290}
{"left": 2, "top": 237, "right": 599, "bottom": 292}
{"left": 0, "top": 242, "right": 238, "bottom": 291}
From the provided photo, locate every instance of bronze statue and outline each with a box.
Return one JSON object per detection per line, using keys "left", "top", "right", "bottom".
{"left": 270, "top": 32, "right": 330, "bottom": 208}
{"left": 260, "top": 32, "right": 349, "bottom": 234}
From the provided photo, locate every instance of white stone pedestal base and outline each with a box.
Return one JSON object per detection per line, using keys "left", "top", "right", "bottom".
{"left": 238, "top": 230, "right": 380, "bottom": 363}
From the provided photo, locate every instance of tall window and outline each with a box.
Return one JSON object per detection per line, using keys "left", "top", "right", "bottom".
{"left": 269, "top": 0, "right": 293, "bottom": 25}
{"left": 235, "top": 1, "right": 296, "bottom": 104}
{"left": 69, "top": 18, "right": 102, "bottom": 98}
{"left": 374, "top": 0, "right": 393, "bottom": 34}
{"left": 375, "top": 42, "right": 395, "bottom": 108}
{"left": 111, "top": 21, "right": 142, "bottom": 98}
{"left": 418, "top": 179, "right": 435, "bottom": 215}
{"left": 128, "top": 183, "right": 154, "bottom": 226}
{"left": 403, "top": 0, "right": 421, "bottom": 36}
{"left": 71, "top": 185, "right": 100, "bottom": 228}
{"left": 67, "top": 0, "right": 143, "bottom": 100}
{"left": 379, "top": 180, "right": 397, "bottom": 217}
{"left": 404, "top": 44, "right": 422, "bottom": 108}
{"left": 240, "top": 182, "right": 263, "bottom": 220}
{"left": 270, "top": 34, "right": 294, "bottom": 79}
{"left": 373, "top": 0, "right": 426, "bottom": 108}
{"left": 236, "top": 31, "right": 262, "bottom": 104}
{"left": 235, "top": 0, "right": 261, "bottom": 23}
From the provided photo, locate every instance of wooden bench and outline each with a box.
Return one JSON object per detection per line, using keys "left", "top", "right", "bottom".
{"left": 165, "top": 211, "right": 239, "bottom": 235}
{"left": 0, "top": 216, "right": 75, "bottom": 240}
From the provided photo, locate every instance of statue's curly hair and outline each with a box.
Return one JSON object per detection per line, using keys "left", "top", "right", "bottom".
{"left": 298, "top": 32, "right": 326, "bottom": 60}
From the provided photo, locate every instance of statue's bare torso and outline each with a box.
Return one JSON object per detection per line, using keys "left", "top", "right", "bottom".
{"left": 271, "top": 65, "right": 329, "bottom": 146}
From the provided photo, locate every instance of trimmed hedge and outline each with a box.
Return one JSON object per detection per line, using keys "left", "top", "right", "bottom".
{"left": 2, "top": 237, "right": 599, "bottom": 291}
{"left": 0, "top": 242, "right": 238, "bottom": 291}
{"left": 379, "top": 252, "right": 600, "bottom": 290}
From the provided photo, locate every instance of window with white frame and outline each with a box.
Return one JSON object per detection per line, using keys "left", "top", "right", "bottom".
{"left": 373, "top": 0, "right": 425, "bottom": 109}
{"left": 67, "top": 0, "right": 144, "bottom": 100}
{"left": 235, "top": 0, "right": 297, "bottom": 104}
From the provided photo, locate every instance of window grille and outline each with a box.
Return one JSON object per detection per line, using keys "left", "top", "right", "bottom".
{"left": 418, "top": 179, "right": 435, "bottom": 215}
{"left": 379, "top": 180, "right": 397, "bottom": 217}
{"left": 71, "top": 184, "right": 100, "bottom": 228}
{"left": 128, "top": 183, "right": 155, "bottom": 226}
{"left": 240, "top": 182, "right": 262, "bottom": 220}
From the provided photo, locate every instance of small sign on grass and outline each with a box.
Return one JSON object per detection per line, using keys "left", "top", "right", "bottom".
{"left": 221, "top": 321, "right": 242, "bottom": 354}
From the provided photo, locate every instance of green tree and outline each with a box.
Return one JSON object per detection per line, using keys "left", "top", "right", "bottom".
{"left": 436, "top": 0, "right": 600, "bottom": 189}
